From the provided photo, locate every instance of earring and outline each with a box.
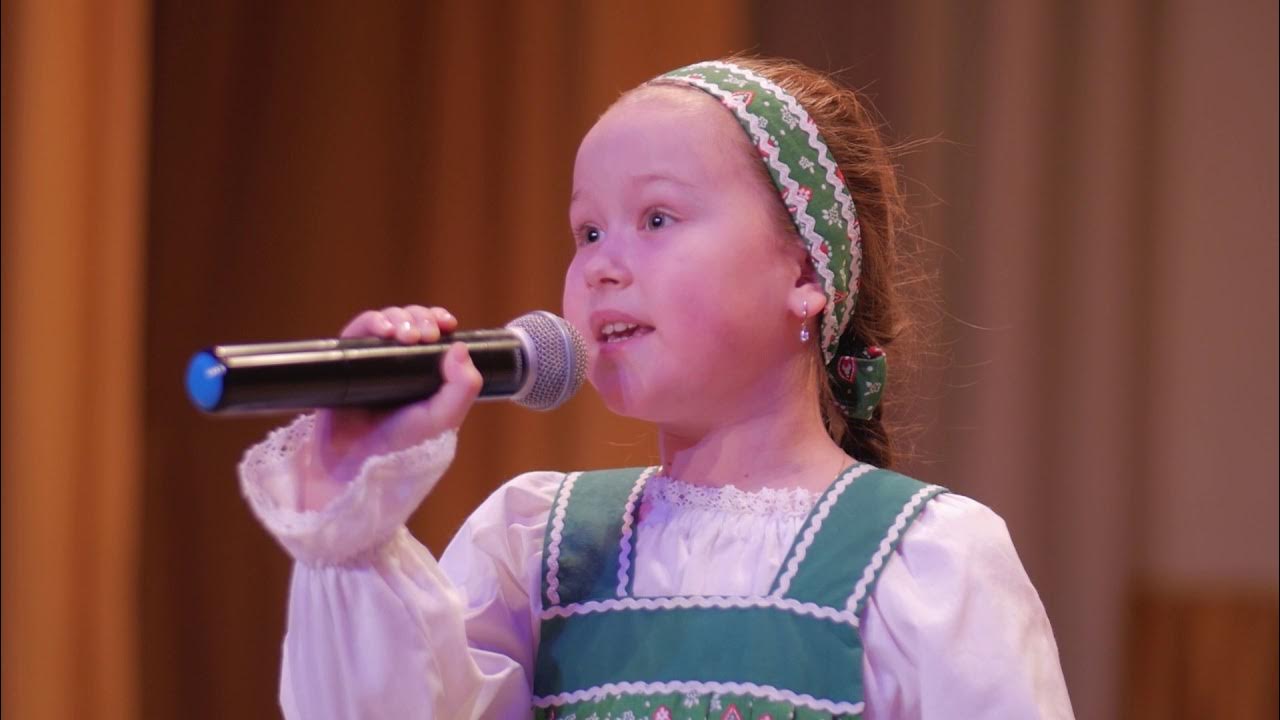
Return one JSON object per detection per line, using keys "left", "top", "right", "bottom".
{"left": 799, "top": 300, "right": 811, "bottom": 343}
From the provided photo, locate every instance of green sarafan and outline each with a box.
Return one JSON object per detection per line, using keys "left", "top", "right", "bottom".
{"left": 531, "top": 464, "right": 947, "bottom": 720}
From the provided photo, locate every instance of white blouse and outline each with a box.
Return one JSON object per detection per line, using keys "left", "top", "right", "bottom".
{"left": 240, "top": 415, "right": 1074, "bottom": 719}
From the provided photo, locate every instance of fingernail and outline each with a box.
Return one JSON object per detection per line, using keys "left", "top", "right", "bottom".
{"left": 379, "top": 317, "right": 395, "bottom": 331}
{"left": 401, "top": 320, "right": 414, "bottom": 333}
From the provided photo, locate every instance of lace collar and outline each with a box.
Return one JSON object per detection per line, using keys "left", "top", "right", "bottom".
{"left": 641, "top": 473, "right": 818, "bottom": 518}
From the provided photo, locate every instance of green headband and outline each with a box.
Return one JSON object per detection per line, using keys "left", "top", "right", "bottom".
{"left": 654, "top": 60, "right": 886, "bottom": 420}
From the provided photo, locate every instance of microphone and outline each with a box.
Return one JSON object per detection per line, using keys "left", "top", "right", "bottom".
{"left": 186, "top": 310, "right": 587, "bottom": 415}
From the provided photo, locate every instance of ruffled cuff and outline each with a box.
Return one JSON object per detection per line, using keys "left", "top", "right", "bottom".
{"left": 238, "top": 413, "right": 457, "bottom": 567}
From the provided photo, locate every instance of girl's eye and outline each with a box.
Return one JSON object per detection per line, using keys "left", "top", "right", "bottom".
{"left": 646, "top": 211, "right": 671, "bottom": 230}
{"left": 577, "top": 226, "right": 602, "bottom": 245}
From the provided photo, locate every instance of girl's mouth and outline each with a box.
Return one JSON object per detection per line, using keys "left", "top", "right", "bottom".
{"left": 598, "top": 322, "right": 655, "bottom": 345}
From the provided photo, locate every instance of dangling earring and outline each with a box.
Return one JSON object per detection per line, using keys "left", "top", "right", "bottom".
{"left": 799, "top": 300, "right": 811, "bottom": 343}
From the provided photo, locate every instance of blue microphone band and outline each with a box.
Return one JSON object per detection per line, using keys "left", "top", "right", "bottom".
{"left": 186, "top": 350, "right": 228, "bottom": 411}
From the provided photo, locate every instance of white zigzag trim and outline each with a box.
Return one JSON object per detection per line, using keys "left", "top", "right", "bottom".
{"left": 845, "top": 484, "right": 942, "bottom": 614}
{"left": 534, "top": 680, "right": 865, "bottom": 716}
{"left": 544, "top": 471, "right": 582, "bottom": 607}
{"left": 615, "top": 466, "right": 659, "bottom": 597}
{"left": 666, "top": 71, "right": 839, "bottom": 354}
{"left": 703, "top": 60, "right": 862, "bottom": 358}
{"left": 540, "top": 594, "right": 861, "bottom": 627}
{"left": 770, "top": 464, "right": 873, "bottom": 598}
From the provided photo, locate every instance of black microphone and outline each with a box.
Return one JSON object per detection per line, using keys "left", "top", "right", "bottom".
{"left": 186, "top": 310, "right": 587, "bottom": 415}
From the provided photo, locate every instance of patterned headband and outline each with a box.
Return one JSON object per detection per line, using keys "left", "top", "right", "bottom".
{"left": 653, "top": 60, "right": 886, "bottom": 419}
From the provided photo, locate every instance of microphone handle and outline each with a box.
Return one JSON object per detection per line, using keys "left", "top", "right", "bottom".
{"left": 188, "top": 329, "right": 525, "bottom": 414}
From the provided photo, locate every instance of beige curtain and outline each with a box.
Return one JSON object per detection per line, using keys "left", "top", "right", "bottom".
{"left": 2, "top": 0, "right": 150, "bottom": 718}
{"left": 757, "top": 1, "right": 1278, "bottom": 718}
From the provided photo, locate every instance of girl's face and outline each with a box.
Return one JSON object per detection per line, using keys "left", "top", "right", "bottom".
{"left": 563, "top": 88, "right": 813, "bottom": 431}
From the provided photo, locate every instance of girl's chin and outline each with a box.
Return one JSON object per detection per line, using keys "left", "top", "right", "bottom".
{"left": 594, "top": 388, "right": 701, "bottom": 428}
{"left": 594, "top": 388, "right": 651, "bottom": 421}
{"left": 590, "top": 376, "right": 663, "bottom": 423}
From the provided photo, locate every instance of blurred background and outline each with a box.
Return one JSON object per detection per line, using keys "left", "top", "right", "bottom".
{"left": 3, "top": 0, "right": 1276, "bottom": 718}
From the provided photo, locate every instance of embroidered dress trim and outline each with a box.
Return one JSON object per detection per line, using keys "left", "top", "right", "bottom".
{"left": 536, "top": 604, "right": 862, "bottom": 709}
{"left": 543, "top": 471, "right": 582, "bottom": 607}
{"left": 642, "top": 474, "right": 818, "bottom": 517}
{"left": 616, "top": 466, "right": 659, "bottom": 596}
{"left": 769, "top": 463, "right": 872, "bottom": 597}
{"left": 541, "top": 594, "right": 862, "bottom": 627}
{"left": 533, "top": 680, "right": 865, "bottom": 716}
{"left": 845, "top": 483, "right": 946, "bottom": 614}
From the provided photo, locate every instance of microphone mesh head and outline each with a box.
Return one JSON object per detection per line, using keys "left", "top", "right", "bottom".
{"left": 506, "top": 311, "right": 587, "bottom": 411}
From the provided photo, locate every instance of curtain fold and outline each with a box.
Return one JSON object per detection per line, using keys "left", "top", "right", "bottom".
{"left": 756, "top": 1, "right": 1277, "bottom": 718}
{"left": 1, "top": 1, "right": 150, "bottom": 718}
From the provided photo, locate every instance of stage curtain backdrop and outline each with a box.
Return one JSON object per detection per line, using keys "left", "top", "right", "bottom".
{"left": 755, "top": 1, "right": 1279, "bottom": 719}
{"left": 7, "top": 1, "right": 1274, "bottom": 718}
{"left": 3, "top": 1, "right": 746, "bottom": 717}
{"left": 2, "top": 0, "right": 150, "bottom": 718}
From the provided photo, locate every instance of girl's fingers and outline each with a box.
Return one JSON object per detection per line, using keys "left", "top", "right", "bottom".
{"left": 339, "top": 309, "right": 396, "bottom": 339}
{"left": 406, "top": 305, "right": 459, "bottom": 336}
{"left": 432, "top": 306, "right": 458, "bottom": 330}
{"left": 404, "top": 305, "right": 442, "bottom": 343}
{"left": 319, "top": 317, "right": 478, "bottom": 470}
{"left": 381, "top": 306, "right": 420, "bottom": 343}
{"left": 337, "top": 305, "right": 460, "bottom": 342}
{"left": 419, "top": 342, "right": 483, "bottom": 429}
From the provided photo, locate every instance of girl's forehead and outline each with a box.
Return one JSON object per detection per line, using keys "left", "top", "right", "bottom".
{"left": 575, "top": 89, "right": 750, "bottom": 181}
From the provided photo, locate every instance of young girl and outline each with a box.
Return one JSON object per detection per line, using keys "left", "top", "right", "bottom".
{"left": 240, "top": 57, "right": 1074, "bottom": 719}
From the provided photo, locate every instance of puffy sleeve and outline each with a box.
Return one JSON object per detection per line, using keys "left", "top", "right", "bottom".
{"left": 238, "top": 414, "right": 559, "bottom": 719}
{"left": 859, "top": 493, "right": 1075, "bottom": 720}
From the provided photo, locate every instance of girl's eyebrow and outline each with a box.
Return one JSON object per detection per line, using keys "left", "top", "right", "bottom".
{"left": 571, "top": 172, "right": 696, "bottom": 205}
{"left": 630, "top": 172, "right": 696, "bottom": 190}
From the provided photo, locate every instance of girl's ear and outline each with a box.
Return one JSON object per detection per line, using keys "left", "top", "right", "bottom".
{"left": 786, "top": 246, "right": 827, "bottom": 318}
{"left": 789, "top": 282, "right": 828, "bottom": 319}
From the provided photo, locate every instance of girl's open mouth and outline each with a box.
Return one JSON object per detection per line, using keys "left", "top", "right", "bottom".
{"left": 598, "top": 322, "right": 655, "bottom": 345}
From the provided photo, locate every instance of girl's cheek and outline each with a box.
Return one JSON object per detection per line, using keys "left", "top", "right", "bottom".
{"left": 562, "top": 263, "right": 584, "bottom": 312}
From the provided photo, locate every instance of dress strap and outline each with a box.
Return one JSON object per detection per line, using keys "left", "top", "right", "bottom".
{"left": 540, "top": 466, "right": 654, "bottom": 609}
{"left": 770, "top": 466, "right": 948, "bottom": 614}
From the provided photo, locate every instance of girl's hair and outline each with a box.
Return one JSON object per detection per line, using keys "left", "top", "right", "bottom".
{"left": 623, "top": 57, "right": 925, "bottom": 467}
{"left": 725, "top": 56, "right": 917, "bottom": 469}
{"left": 633, "top": 57, "right": 919, "bottom": 467}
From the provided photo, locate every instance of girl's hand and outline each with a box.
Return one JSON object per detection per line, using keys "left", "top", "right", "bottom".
{"left": 303, "top": 305, "right": 482, "bottom": 510}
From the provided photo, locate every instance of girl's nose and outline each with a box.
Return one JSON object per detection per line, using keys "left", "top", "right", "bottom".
{"left": 582, "top": 241, "right": 632, "bottom": 289}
